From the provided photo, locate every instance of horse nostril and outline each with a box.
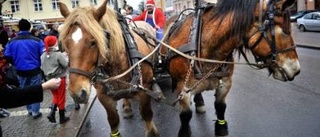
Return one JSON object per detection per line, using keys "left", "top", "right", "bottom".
{"left": 80, "top": 89, "right": 88, "bottom": 100}
{"left": 295, "top": 70, "right": 300, "bottom": 76}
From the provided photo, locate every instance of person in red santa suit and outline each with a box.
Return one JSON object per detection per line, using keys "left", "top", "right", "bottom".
{"left": 133, "top": 0, "right": 166, "bottom": 40}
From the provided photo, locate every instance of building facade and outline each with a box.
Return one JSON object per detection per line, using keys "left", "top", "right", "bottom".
{"left": 1, "top": 0, "right": 318, "bottom": 29}
{"left": 1, "top": 0, "right": 128, "bottom": 28}
{"left": 170, "top": 0, "right": 318, "bottom": 15}
{"left": 297, "top": 0, "right": 319, "bottom": 11}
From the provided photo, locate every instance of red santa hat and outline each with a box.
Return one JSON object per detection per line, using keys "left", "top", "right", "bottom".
{"left": 44, "top": 36, "right": 58, "bottom": 57}
{"left": 146, "top": 0, "right": 155, "bottom": 7}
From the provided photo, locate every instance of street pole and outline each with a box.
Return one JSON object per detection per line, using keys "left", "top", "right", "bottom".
{"left": 0, "top": 0, "right": 7, "bottom": 27}
{"left": 0, "top": 4, "right": 3, "bottom": 27}
{"left": 0, "top": 0, "right": 4, "bottom": 26}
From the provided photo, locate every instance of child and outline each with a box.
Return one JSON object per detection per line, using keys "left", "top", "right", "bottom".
{"left": 41, "top": 36, "right": 69, "bottom": 124}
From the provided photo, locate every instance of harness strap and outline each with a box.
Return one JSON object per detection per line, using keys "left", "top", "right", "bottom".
{"left": 189, "top": 0, "right": 204, "bottom": 77}
{"left": 266, "top": 0, "right": 277, "bottom": 61}
{"left": 68, "top": 68, "right": 96, "bottom": 78}
{"left": 117, "top": 13, "right": 142, "bottom": 84}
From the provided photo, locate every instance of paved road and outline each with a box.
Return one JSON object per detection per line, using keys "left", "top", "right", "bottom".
{"left": 291, "top": 22, "right": 320, "bottom": 49}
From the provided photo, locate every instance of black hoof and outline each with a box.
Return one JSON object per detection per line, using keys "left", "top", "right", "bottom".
{"left": 215, "top": 120, "right": 228, "bottom": 136}
{"left": 178, "top": 125, "right": 191, "bottom": 137}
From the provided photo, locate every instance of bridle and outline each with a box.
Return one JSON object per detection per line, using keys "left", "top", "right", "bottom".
{"left": 242, "top": 0, "right": 296, "bottom": 67}
{"left": 67, "top": 23, "right": 110, "bottom": 84}
{"left": 68, "top": 56, "right": 107, "bottom": 84}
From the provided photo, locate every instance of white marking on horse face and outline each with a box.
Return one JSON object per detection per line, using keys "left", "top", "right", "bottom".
{"left": 263, "top": 0, "right": 271, "bottom": 9}
{"left": 72, "top": 28, "right": 83, "bottom": 44}
{"left": 265, "top": 0, "right": 270, "bottom": 5}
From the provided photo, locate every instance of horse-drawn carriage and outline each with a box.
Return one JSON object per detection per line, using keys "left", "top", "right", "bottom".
{"left": 57, "top": 0, "right": 300, "bottom": 136}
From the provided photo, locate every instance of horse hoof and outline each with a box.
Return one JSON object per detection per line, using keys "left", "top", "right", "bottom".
{"left": 215, "top": 120, "right": 229, "bottom": 136}
{"left": 123, "top": 112, "right": 134, "bottom": 119}
{"left": 74, "top": 103, "right": 80, "bottom": 110}
{"left": 195, "top": 105, "right": 206, "bottom": 114}
{"left": 122, "top": 109, "right": 134, "bottom": 119}
{"left": 146, "top": 130, "right": 159, "bottom": 137}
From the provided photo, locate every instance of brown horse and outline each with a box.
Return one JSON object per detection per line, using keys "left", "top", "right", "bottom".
{"left": 162, "top": 0, "right": 300, "bottom": 136}
{"left": 58, "top": 1, "right": 159, "bottom": 137}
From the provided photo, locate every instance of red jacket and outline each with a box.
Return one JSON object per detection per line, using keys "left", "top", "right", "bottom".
{"left": 133, "top": 7, "right": 166, "bottom": 29}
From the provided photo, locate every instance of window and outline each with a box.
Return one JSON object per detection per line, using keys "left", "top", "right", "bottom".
{"left": 52, "top": 0, "right": 60, "bottom": 10}
{"left": 303, "top": 13, "right": 312, "bottom": 19}
{"left": 71, "top": 0, "right": 79, "bottom": 8}
{"left": 90, "top": 0, "right": 97, "bottom": 6}
{"left": 34, "top": 0, "right": 43, "bottom": 11}
{"left": 10, "top": 0, "right": 20, "bottom": 13}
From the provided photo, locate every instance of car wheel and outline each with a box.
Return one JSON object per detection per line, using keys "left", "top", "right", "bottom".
{"left": 299, "top": 25, "right": 306, "bottom": 32}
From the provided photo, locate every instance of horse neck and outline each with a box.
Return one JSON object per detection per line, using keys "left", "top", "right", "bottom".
{"left": 200, "top": 14, "right": 240, "bottom": 60}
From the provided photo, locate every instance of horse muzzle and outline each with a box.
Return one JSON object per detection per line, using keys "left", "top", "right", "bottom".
{"left": 70, "top": 88, "right": 89, "bottom": 104}
{"left": 272, "top": 59, "right": 301, "bottom": 81}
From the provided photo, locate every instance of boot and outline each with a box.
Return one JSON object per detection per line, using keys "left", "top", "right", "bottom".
{"left": 59, "top": 109, "right": 70, "bottom": 124}
{"left": 47, "top": 104, "right": 57, "bottom": 123}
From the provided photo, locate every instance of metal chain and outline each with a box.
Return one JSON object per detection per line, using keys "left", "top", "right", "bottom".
{"left": 173, "top": 63, "right": 222, "bottom": 106}
{"left": 183, "top": 59, "right": 195, "bottom": 88}
{"left": 188, "top": 63, "right": 222, "bottom": 93}
{"left": 137, "top": 63, "right": 143, "bottom": 86}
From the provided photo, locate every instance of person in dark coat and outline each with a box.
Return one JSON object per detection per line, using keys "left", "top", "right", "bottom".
{"left": 0, "top": 25, "right": 8, "bottom": 50}
{"left": 0, "top": 34, "right": 9, "bottom": 118}
{"left": 48, "top": 24, "right": 59, "bottom": 38}
{"left": 0, "top": 78, "right": 61, "bottom": 137}
{"left": 9, "top": 30, "right": 17, "bottom": 39}
{"left": 0, "top": 78, "right": 61, "bottom": 108}
{"left": 4, "top": 19, "right": 45, "bottom": 119}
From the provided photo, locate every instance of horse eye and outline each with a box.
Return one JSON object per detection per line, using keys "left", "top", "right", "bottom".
{"left": 90, "top": 41, "right": 96, "bottom": 48}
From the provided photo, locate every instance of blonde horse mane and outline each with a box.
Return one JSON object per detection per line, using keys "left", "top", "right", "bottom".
{"left": 59, "top": 5, "right": 125, "bottom": 62}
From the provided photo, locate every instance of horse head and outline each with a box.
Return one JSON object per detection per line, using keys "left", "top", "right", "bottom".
{"left": 58, "top": 1, "right": 108, "bottom": 103}
{"left": 245, "top": 0, "right": 300, "bottom": 81}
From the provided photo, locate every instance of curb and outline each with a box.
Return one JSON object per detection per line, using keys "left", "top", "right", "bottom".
{"left": 74, "top": 95, "right": 97, "bottom": 137}
{"left": 55, "top": 88, "right": 97, "bottom": 137}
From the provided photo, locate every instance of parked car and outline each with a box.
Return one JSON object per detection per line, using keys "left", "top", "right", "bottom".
{"left": 290, "top": 10, "right": 318, "bottom": 22}
{"left": 296, "top": 11, "right": 320, "bottom": 32}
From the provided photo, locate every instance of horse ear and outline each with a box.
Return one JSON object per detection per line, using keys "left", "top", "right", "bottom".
{"left": 94, "top": 0, "right": 109, "bottom": 21}
{"left": 280, "top": 0, "right": 296, "bottom": 11}
{"left": 58, "top": 2, "right": 70, "bottom": 18}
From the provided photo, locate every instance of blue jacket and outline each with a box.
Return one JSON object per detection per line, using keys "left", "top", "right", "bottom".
{"left": 4, "top": 31, "right": 45, "bottom": 76}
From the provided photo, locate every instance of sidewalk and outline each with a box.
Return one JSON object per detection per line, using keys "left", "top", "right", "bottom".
{"left": 293, "top": 34, "right": 320, "bottom": 49}
{"left": 0, "top": 88, "right": 96, "bottom": 137}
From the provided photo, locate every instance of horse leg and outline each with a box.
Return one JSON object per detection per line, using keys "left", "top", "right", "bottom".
{"left": 194, "top": 93, "right": 205, "bottom": 114}
{"left": 138, "top": 91, "right": 159, "bottom": 137}
{"left": 96, "top": 92, "right": 121, "bottom": 137}
{"left": 214, "top": 77, "right": 232, "bottom": 136}
{"left": 192, "top": 79, "right": 213, "bottom": 114}
{"left": 122, "top": 98, "right": 134, "bottom": 119}
{"left": 177, "top": 81, "right": 192, "bottom": 137}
